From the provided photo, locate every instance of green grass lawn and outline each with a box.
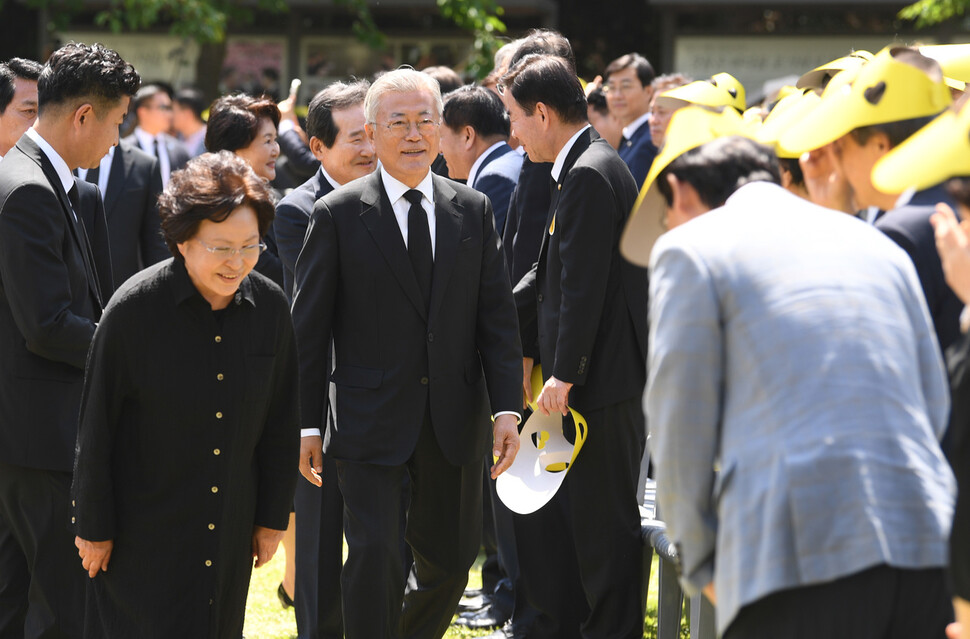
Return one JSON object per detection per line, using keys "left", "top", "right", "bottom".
{"left": 242, "top": 549, "right": 688, "bottom": 638}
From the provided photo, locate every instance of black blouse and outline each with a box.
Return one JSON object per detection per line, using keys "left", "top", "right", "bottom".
{"left": 71, "top": 258, "right": 300, "bottom": 639}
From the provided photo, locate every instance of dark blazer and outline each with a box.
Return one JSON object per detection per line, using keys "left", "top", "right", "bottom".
{"left": 98, "top": 141, "right": 167, "bottom": 290}
{"left": 617, "top": 121, "right": 657, "bottom": 188}
{"left": 472, "top": 142, "right": 521, "bottom": 236}
{"left": 123, "top": 132, "right": 190, "bottom": 178}
{"left": 514, "top": 128, "right": 648, "bottom": 413}
{"left": 277, "top": 128, "right": 320, "bottom": 181}
{"left": 0, "top": 135, "right": 103, "bottom": 471}
{"left": 76, "top": 179, "right": 115, "bottom": 299}
{"left": 875, "top": 184, "right": 963, "bottom": 352}
{"left": 275, "top": 167, "right": 335, "bottom": 298}
{"left": 503, "top": 158, "right": 553, "bottom": 287}
{"left": 292, "top": 170, "right": 522, "bottom": 466}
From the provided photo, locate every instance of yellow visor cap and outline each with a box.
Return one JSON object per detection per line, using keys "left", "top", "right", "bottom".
{"left": 620, "top": 106, "right": 750, "bottom": 266}
{"left": 921, "top": 43, "right": 970, "bottom": 84}
{"left": 796, "top": 50, "right": 873, "bottom": 90}
{"left": 654, "top": 79, "right": 739, "bottom": 112}
{"left": 780, "top": 46, "right": 952, "bottom": 155}
{"left": 711, "top": 72, "right": 746, "bottom": 111}
{"left": 757, "top": 90, "right": 822, "bottom": 159}
{"left": 872, "top": 101, "right": 970, "bottom": 193}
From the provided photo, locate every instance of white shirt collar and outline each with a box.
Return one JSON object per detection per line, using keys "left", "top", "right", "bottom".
{"left": 319, "top": 165, "right": 343, "bottom": 191}
{"left": 467, "top": 141, "right": 507, "bottom": 188}
{"left": 77, "top": 146, "right": 115, "bottom": 194}
{"left": 134, "top": 126, "right": 158, "bottom": 150}
{"left": 894, "top": 187, "right": 916, "bottom": 209}
{"left": 26, "top": 128, "right": 73, "bottom": 195}
{"left": 380, "top": 166, "right": 435, "bottom": 206}
{"left": 551, "top": 125, "right": 591, "bottom": 183}
{"left": 621, "top": 111, "right": 651, "bottom": 140}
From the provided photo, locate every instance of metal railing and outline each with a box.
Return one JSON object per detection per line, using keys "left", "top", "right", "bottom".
{"left": 641, "top": 480, "right": 715, "bottom": 639}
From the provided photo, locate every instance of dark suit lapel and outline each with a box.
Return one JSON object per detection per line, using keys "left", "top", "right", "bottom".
{"left": 472, "top": 143, "right": 512, "bottom": 189}
{"left": 538, "top": 128, "right": 592, "bottom": 265}
{"left": 18, "top": 138, "right": 104, "bottom": 308}
{"left": 313, "top": 169, "right": 334, "bottom": 200}
{"left": 102, "top": 145, "right": 128, "bottom": 218}
{"left": 429, "top": 176, "right": 462, "bottom": 322}
{"left": 359, "top": 173, "right": 428, "bottom": 321}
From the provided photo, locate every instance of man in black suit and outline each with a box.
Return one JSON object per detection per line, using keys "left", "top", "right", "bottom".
{"left": 291, "top": 68, "right": 522, "bottom": 639}
{"left": 124, "top": 84, "right": 190, "bottom": 187}
{"left": 276, "top": 80, "right": 374, "bottom": 297}
{"left": 78, "top": 140, "right": 166, "bottom": 291}
{"left": 499, "top": 53, "right": 648, "bottom": 639}
{"left": 276, "top": 79, "right": 374, "bottom": 639}
{"left": 0, "top": 42, "right": 139, "bottom": 639}
{"left": 0, "top": 58, "right": 42, "bottom": 160}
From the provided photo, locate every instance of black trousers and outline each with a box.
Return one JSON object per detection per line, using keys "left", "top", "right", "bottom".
{"left": 513, "top": 396, "right": 646, "bottom": 639}
{"left": 0, "top": 461, "right": 85, "bottom": 639}
{"left": 724, "top": 564, "right": 953, "bottom": 639}
{"left": 294, "top": 454, "right": 344, "bottom": 639}
{"left": 335, "top": 415, "right": 482, "bottom": 639}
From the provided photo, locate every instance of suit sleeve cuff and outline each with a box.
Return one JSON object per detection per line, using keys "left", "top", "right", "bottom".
{"left": 301, "top": 428, "right": 322, "bottom": 437}
{"left": 494, "top": 411, "right": 522, "bottom": 424}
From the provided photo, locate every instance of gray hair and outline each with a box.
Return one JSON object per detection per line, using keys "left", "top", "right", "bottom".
{"left": 364, "top": 67, "right": 442, "bottom": 124}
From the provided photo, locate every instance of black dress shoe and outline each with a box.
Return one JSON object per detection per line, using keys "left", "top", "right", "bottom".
{"left": 453, "top": 605, "right": 511, "bottom": 630}
{"left": 484, "top": 620, "right": 531, "bottom": 639}
{"left": 277, "top": 582, "right": 295, "bottom": 609}
{"left": 457, "top": 592, "right": 491, "bottom": 613}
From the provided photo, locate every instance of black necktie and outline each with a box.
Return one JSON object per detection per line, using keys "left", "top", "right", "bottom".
{"left": 404, "top": 189, "right": 432, "bottom": 310}
{"left": 152, "top": 137, "right": 161, "bottom": 160}
{"left": 67, "top": 183, "right": 80, "bottom": 218}
{"left": 85, "top": 165, "right": 100, "bottom": 185}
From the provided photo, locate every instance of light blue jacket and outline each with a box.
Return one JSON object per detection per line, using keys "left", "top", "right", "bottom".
{"left": 647, "top": 181, "right": 955, "bottom": 635}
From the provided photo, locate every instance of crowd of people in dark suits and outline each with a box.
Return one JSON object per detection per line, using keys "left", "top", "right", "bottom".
{"left": 2, "top": 25, "right": 970, "bottom": 639}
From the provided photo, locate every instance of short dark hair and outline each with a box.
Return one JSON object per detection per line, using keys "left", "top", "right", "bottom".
{"left": 507, "top": 29, "right": 575, "bottom": 73}
{"left": 0, "top": 58, "right": 42, "bottom": 115}
{"left": 174, "top": 87, "right": 206, "bottom": 122}
{"left": 500, "top": 54, "right": 587, "bottom": 125}
{"left": 306, "top": 80, "right": 369, "bottom": 148}
{"left": 587, "top": 86, "right": 609, "bottom": 117}
{"left": 37, "top": 42, "right": 139, "bottom": 116}
{"left": 421, "top": 66, "right": 463, "bottom": 96}
{"left": 205, "top": 94, "right": 281, "bottom": 153}
{"left": 604, "top": 53, "right": 655, "bottom": 87}
{"left": 657, "top": 136, "right": 780, "bottom": 210}
{"left": 778, "top": 157, "right": 804, "bottom": 188}
{"left": 442, "top": 85, "right": 509, "bottom": 138}
{"left": 158, "top": 151, "right": 275, "bottom": 259}
{"left": 849, "top": 114, "right": 939, "bottom": 150}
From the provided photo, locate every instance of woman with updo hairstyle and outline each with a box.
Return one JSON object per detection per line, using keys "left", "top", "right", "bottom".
{"left": 205, "top": 93, "right": 285, "bottom": 288}
{"left": 72, "top": 151, "right": 299, "bottom": 638}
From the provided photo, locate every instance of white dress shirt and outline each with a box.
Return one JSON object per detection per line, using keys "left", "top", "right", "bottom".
{"left": 381, "top": 167, "right": 437, "bottom": 257}
{"left": 76, "top": 146, "right": 114, "bottom": 196}
{"left": 26, "top": 127, "right": 76, "bottom": 221}
{"left": 551, "top": 125, "right": 591, "bottom": 183}
{"left": 134, "top": 127, "right": 172, "bottom": 186}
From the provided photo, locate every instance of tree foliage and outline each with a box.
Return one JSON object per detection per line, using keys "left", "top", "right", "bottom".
{"left": 899, "top": 0, "right": 970, "bottom": 28}
{"left": 11, "top": 0, "right": 505, "bottom": 79}
{"left": 437, "top": 0, "right": 506, "bottom": 78}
